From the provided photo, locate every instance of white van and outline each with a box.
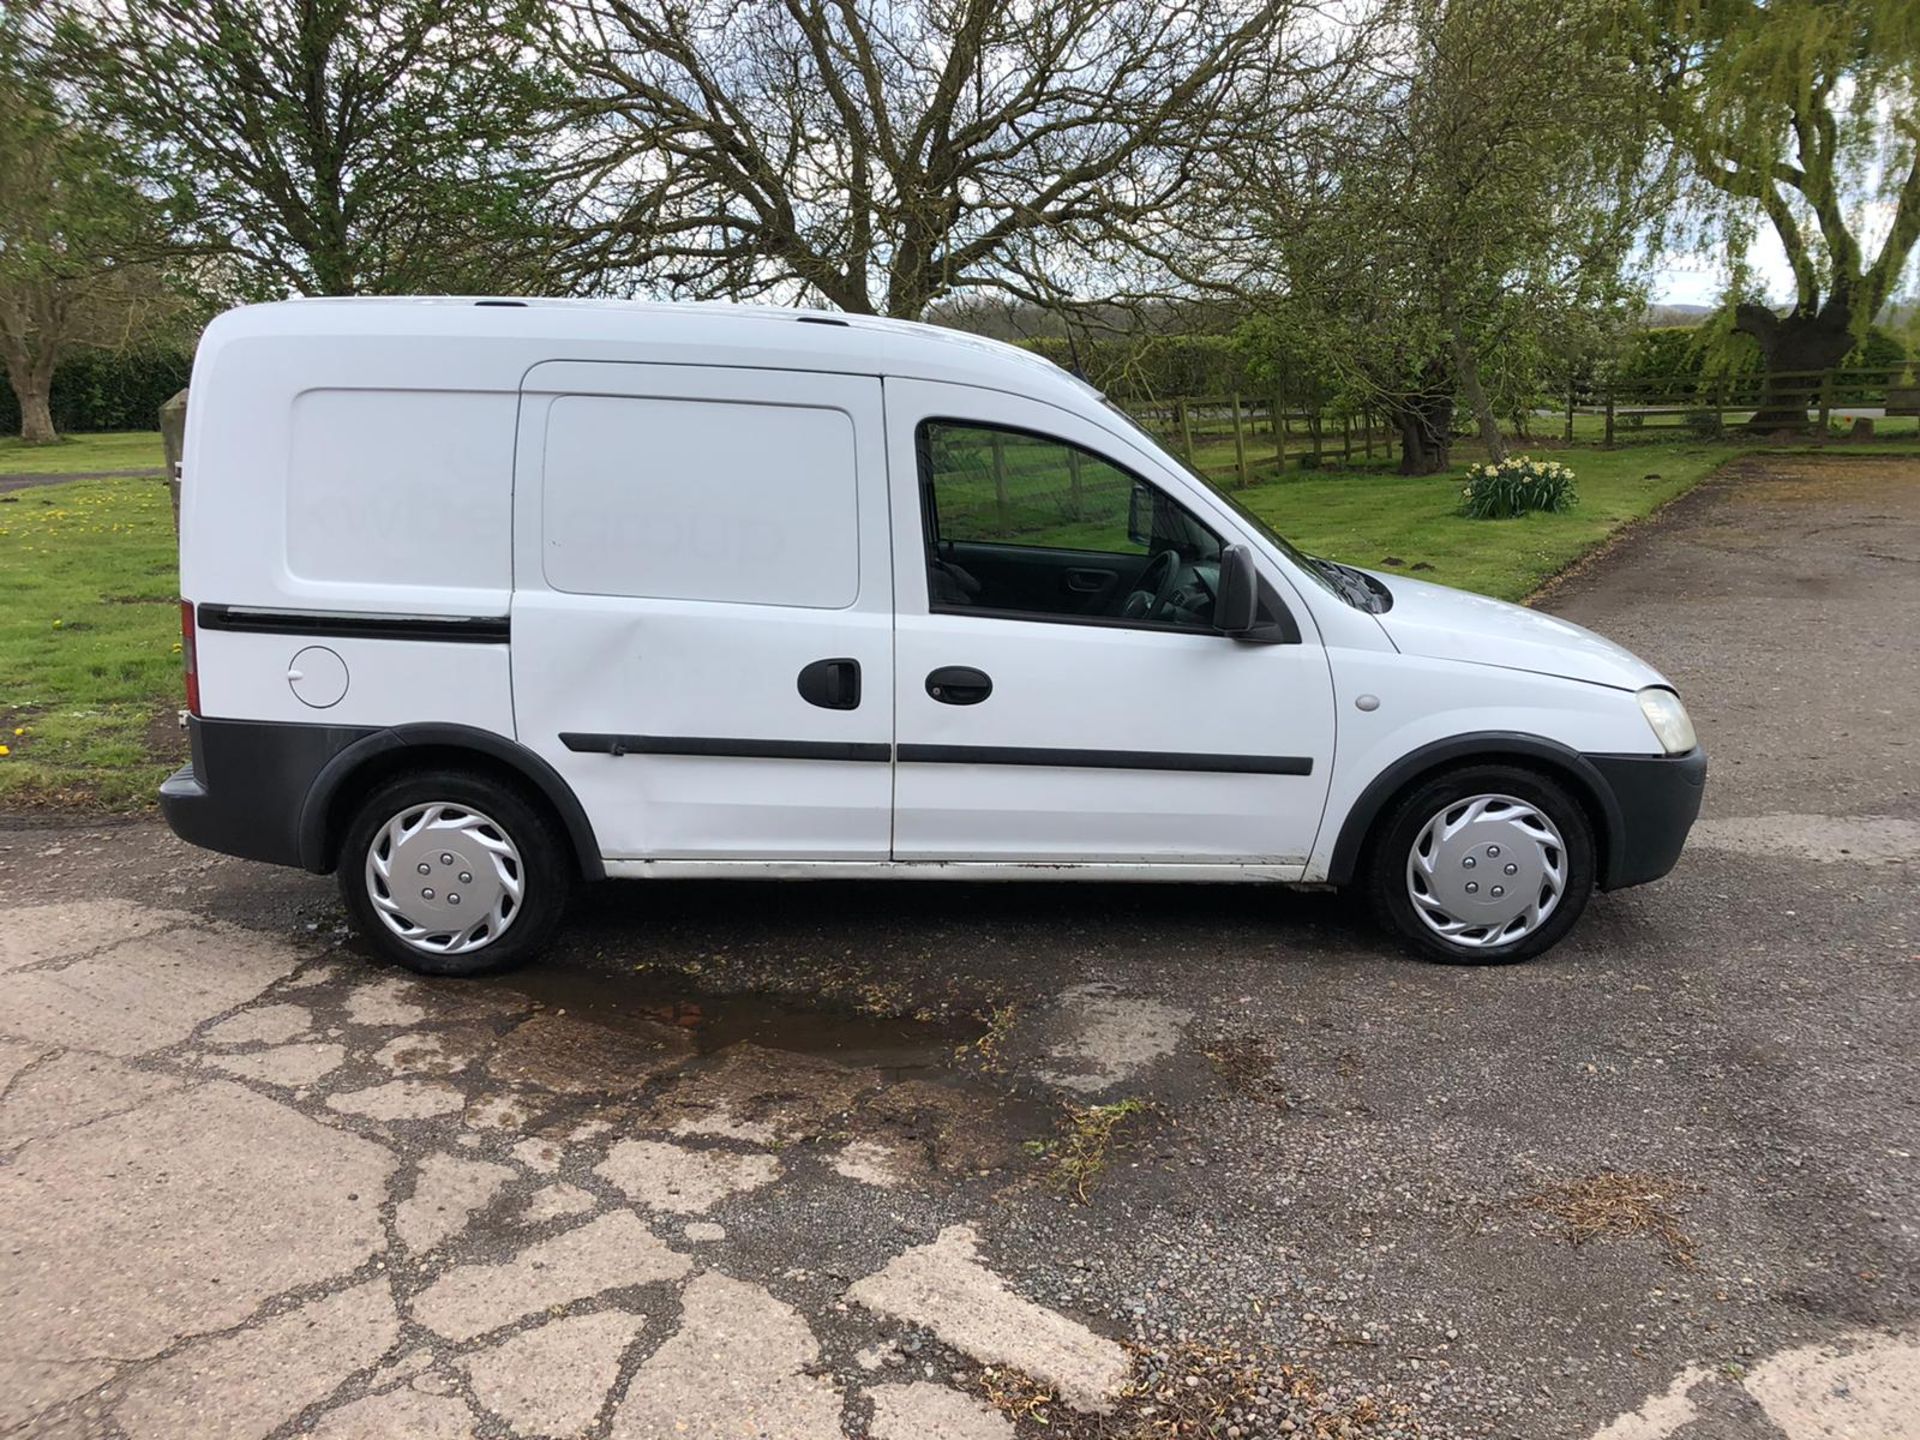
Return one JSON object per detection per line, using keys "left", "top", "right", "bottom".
{"left": 160, "top": 298, "right": 1705, "bottom": 975}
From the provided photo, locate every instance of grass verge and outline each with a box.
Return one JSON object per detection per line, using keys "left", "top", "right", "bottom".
{"left": 0, "top": 475, "right": 183, "bottom": 808}
{"left": 0, "top": 431, "right": 166, "bottom": 475}
{"left": 1215, "top": 443, "right": 1744, "bottom": 601}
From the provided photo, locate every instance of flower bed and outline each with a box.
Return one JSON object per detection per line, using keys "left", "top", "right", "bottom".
{"left": 1462, "top": 456, "right": 1577, "bottom": 519}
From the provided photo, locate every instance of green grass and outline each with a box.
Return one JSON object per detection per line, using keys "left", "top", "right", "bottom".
{"left": 0, "top": 474, "right": 183, "bottom": 808}
{"left": 933, "top": 421, "right": 1747, "bottom": 601}
{"left": 0, "top": 431, "right": 166, "bottom": 475}
{"left": 1163, "top": 427, "right": 1920, "bottom": 598}
{"left": 1219, "top": 443, "right": 1743, "bottom": 601}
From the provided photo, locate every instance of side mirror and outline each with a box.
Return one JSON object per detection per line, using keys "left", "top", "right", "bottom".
{"left": 1216, "top": 543, "right": 1259, "bottom": 635}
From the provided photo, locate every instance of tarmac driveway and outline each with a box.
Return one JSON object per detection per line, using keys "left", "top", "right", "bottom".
{"left": 2, "top": 454, "right": 1916, "bottom": 1439}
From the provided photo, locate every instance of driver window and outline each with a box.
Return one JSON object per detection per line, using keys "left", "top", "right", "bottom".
{"left": 918, "top": 419, "right": 1222, "bottom": 629}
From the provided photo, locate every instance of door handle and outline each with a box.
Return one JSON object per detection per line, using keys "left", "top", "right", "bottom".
{"left": 926, "top": 666, "right": 992, "bottom": 705}
{"left": 1065, "top": 568, "right": 1115, "bottom": 593}
{"left": 797, "top": 658, "right": 861, "bottom": 710}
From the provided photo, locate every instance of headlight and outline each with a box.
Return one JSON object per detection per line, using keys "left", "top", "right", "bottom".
{"left": 1636, "top": 687, "right": 1696, "bottom": 755}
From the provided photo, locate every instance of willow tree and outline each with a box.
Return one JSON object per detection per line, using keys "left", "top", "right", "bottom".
{"left": 1224, "top": 0, "right": 1656, "bottom": 469}
{"left": 1642, "top": 0, "right": 1920, "bottom": 422}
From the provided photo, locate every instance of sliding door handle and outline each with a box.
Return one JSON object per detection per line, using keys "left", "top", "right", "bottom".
{"left": 798, "top": 658, "right": 861, "bottom": 710}
{"left": 927, "top": 666, "right": 992, "bottom": 705}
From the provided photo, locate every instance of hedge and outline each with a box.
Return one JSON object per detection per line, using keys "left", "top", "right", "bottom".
{"left": 1612, "top": 322, "right": 1908, "bottom": 389}
{"left": 0, "top": 345, "right": 193, "bottom": 434}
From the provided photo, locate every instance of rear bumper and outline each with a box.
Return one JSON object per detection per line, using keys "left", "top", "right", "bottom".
{"left": 1587, "top": 748, "right": 1707, "bottom": 890}
{"left": 159, "top": 715, "right": 607, "bottom": 881}
{"left": 159, "top": 716, "right": 374, "bottom": 870}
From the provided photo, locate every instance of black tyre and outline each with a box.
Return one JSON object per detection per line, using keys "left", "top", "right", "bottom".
{"left": 337, "top": 768, "right": 569, "bottom": 976}
{"left": 1365, "top": 763, "right": 1595, "bottom": 965}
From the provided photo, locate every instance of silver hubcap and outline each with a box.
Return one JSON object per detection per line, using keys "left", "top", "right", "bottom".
{"left": 365, "top": 802, "right": 523, "bottom": 957}
{"left": 1406, "top": 794, "right": 1566, "bottom": 949}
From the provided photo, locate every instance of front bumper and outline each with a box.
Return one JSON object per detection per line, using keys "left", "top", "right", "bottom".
{"left": 1587, "top": 748, "right": 1708, "bottom": 890}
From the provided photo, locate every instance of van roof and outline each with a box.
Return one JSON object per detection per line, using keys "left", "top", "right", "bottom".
{"left": 214, "top": 295, "right": 1098, "bottom": 405}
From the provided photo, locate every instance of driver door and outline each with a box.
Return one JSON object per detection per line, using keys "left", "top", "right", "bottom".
{"left": 886, "top": 379, "right": 1336, "bottom": 866}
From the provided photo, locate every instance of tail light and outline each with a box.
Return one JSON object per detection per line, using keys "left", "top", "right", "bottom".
{"left": 180, "top": 600, "right": 200, "bottom": 716}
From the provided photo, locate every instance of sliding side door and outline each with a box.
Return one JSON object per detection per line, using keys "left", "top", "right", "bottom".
{"left": 511, "top": 362, "right": 893, "bottom": 861}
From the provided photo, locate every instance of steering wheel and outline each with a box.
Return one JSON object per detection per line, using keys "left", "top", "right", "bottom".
{"left": 1118, "top": 548, "right": 1182, "bottom": 621}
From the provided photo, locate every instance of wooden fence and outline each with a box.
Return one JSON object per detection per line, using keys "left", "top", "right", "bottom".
{"left": 1578, "top": 365, "right": 1920, "bottom": 446}
{"left": 1117, "top": 393, "right": 1402, "bottom": 484}
{"left": 1112, "top": 364, "right": 1919, "bottom": 484}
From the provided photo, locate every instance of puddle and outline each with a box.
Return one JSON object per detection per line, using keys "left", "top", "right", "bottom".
{"left": 477, "top": 962, "right": 1053, "bottom": 1179}
{"left": 485, "top": 961, "right": 987, "bottom": 1077}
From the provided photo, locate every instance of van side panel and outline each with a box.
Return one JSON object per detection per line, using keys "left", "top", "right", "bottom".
{"left": 182, "top": 329, "right": 518, "bottom": 740}
{"left": 193, "top": 630, "right": 513, "bottom": 735}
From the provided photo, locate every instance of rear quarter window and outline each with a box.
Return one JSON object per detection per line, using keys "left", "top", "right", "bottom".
{"left": 539, "top": 394, "right": 860, "bottom": 609}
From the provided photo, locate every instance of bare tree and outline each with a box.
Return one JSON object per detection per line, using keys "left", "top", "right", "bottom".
{"left": 551, "top": 0, "right": 1334, "bottom": 318}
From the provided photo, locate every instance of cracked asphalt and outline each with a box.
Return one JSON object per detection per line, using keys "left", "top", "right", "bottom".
{"left": 1, "top": 453, "right": 1915, "bottom": 1439}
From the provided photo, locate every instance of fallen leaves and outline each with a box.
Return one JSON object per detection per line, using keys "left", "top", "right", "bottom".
{"left": 1518, "top": 1171, "right": 1702, "bottom": 1268}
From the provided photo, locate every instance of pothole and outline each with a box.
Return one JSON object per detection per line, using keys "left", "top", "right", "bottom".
{"left": 478, "top": 960, "right": 1053, "bottom": 1180}
{"left": 483, "top": 960, "right": 989, "bottom": 1078}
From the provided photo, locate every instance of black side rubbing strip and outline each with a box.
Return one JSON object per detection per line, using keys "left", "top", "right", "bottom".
{"left": 897, "top": 744, "right": 1312, "bottom": 775}
{"left": 561, "top": 734, "right": 890, "bottom": 763}
{"left": 197, "top": 605, "right": 510, "bottom": 644}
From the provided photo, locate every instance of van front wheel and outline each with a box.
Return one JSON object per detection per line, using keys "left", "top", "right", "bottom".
{"left": 338, "top": 770, "right": 568, "bottom": 976}
{"left": 1366, "top": 764, "right": 1595, "bottom": 965}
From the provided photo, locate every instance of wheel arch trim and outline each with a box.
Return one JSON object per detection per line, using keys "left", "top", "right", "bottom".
{"left": 1324, "top": 731, "right": 1624, "bottom": 888}
{"left": 298, "top": 723, "right": 606, "bottom": 880}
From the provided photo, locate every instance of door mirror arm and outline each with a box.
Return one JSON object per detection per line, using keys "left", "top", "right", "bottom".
{"left": 1216, "top": 543, "right": 1298, "bottom": 644}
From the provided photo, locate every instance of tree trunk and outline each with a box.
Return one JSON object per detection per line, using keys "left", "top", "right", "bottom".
{"left": 18, "top": 386, "right": 56, "bottom": 444}
{"left": 5, "top": 357, "right": 58, "bottom": 444}
{"left": 1391, "top": 391, "right": 1454, "bottom": 475}
{"left": 1449, "top": 325, "right": 1506, "bottom": 463}
{"left": 1736, "top": 300, "right": 1856, "bottom": 432}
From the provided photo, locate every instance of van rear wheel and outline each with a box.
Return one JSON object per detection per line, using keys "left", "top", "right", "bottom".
{"left": 338, "top": 770, "right": 568, "bottom": 976}
{"left": 1366, "top": 763, "right": 1595, "bottom": 965}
